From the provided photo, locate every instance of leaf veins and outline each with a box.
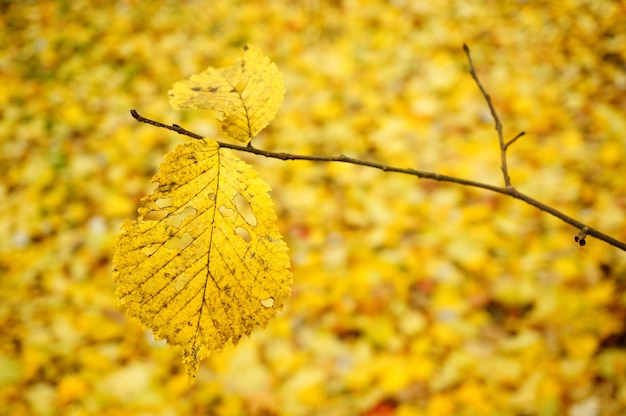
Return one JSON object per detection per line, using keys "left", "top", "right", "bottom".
{"left": 113, "top": 139, "right": 292, "bottom": 382}
{"left": 168, "top": 45, "right": 285, "bottom": 144}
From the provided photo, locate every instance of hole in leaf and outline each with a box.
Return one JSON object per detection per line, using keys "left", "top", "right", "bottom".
{"left": 208, "top": 192, "right": 217, "bottom": 201}
{"left": 233, "top": 194, "right": 257, "bottom": 226}
{"left": 164, "top": 232, "right": 193, "bottom": 250}
{"left": 218, "top": 205, "right": 235, "bottom": 217}
{"left": 155, "top": 198, "right": 173, "bottom": 208}
{"left": 141, "top": 244, "right": 160, "bottom": 256}
{"left": 235, "top": 227, "right": 251, "bottom": 242}
{"left": 260, "top": 297, "right": 274, "bottom": 308}
{"left": 166, "top": 206, "right": 197, "bottom": 228}
{"left": 144, "top": 210, "right": 168, "bottom": 221}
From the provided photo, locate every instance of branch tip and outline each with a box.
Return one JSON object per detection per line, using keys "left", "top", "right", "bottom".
{"left": 129, "top": 109, "right": 204, "bottom": 140}
{"left": 505, "top": 131, "right": 526, "bottom": 150}
{"left": 575, "top": 227, "right": 589, "bottom": 247}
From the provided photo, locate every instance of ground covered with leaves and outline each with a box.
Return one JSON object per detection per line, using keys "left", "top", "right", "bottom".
{"left": 2, "top": 1, "right": 626, "bottom": 415}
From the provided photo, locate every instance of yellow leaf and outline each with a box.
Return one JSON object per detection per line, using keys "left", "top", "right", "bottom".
{"left": 168, "top": 45, "right": 284, "bottom": 144}
{"left": 113, "top": 139, "right": 292, "bottom": 382}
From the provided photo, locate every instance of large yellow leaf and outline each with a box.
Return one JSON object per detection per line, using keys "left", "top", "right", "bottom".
{"left": 168, "top": 45, "right": 284, "bottom": 144}
{"left": 112, "top": 139, "right": 292, "bottom": 382}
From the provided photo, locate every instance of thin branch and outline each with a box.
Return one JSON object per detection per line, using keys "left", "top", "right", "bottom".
{"left": 130, "top": 110, "right": 626, "bottom": 252}
{"left": 505, "top": 131, "right": 525, "bottom": 151}
{"left": 463, "top": 44, "right": 513, "bottom": 188}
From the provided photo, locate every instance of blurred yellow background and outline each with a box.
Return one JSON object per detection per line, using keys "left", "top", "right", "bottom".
{"left": 1, "top": 1, "right": 626, "bottom": 415}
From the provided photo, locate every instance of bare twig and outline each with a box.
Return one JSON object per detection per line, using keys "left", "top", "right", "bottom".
{"left": 130, "top": 110, "right": 626, "bottom": 252}
{"left": 505, "top": 131, "right": 526, "bottom": 151}
{"left": 463, "top": 44, "right": 515, "bottom": 188}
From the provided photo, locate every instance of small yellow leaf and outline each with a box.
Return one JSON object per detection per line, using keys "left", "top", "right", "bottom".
{"left": 168, "top": 45, "right": 284, "bottom": 144}
{"left": 113, "top": 139, "right": 292, "bottom": 382}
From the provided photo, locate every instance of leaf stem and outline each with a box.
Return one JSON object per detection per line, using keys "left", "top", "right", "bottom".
{"left": 130, "top": 109, "right": 626, "bottom": 252}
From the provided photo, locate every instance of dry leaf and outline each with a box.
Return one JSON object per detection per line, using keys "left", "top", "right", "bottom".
{"left": 168, "top": 45, "right": 284, "bottom": 144}
{"left": 113, "top": 139, "right": 292, "bottom": 382}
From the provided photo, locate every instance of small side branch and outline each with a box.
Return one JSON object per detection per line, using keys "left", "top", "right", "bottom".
{"left": 505, "top": 131, "right": 525, "bottom": 151}
{"left": 130, "top": 109, "right": 626, "bottom": 252}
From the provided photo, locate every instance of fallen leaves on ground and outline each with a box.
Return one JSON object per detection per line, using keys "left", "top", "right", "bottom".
{"left": 1, "top": 0, "right": 626, "bottom": 415}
